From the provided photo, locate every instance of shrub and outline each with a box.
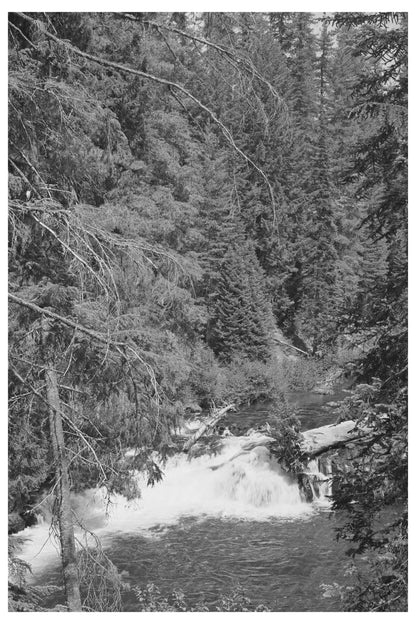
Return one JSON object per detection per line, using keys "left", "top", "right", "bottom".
{"left": 187, "top": 343, "right": 221, "bottom": 408}
{"left": 268, "top": 413, "right": 307, "bottom": 473}
{"left": 133, "top": 582, "right": 270, "bottom": 611}
{"left": 216, "top": 356, "right": 281, "bottom": 405}
{"left": 277, "top": 357, "right": 330, "bottom": 392}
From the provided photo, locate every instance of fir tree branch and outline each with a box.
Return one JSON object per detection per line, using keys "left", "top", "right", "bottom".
{"left": 8, "top": 291, "right": 162, "bottom": 404}
{"left": 9, "top": 363, "right": 110, "bottom": 483}
{"left": 120, "top": 13, "right": 286, "bottom": 108}
{"left": 28, "top": 211, "right": 113, "bottom": 300}
{"left": 8, "top": 158, "right": 41, "bottom": 199}
{"left": 16, "top": 11, "right": 277, "bottom": 221}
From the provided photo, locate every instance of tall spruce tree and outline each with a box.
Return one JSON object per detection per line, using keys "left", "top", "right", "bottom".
{"left": 294, "top": 21, "right": 340, "bottom": 351}
{"left": 208, "top": 215, "right": 274, "bottom": 362}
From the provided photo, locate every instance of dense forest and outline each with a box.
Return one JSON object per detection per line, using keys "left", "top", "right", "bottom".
{"left": 8, "top": 12, "right": 407, "bottom": 612}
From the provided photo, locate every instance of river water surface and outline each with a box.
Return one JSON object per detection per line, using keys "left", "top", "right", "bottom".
{"left": 19, "top": 390, "right": 350, "bottom": 611}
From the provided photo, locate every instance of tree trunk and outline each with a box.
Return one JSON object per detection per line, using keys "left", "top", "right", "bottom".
{"left": 182, "top": 404, "right": 235, "bottom": 452}
{"left": 43, "top": 321, "right": 82, "bottom": 611}
{"left": 300, "top": 420, "right": 372, "bottom": 458}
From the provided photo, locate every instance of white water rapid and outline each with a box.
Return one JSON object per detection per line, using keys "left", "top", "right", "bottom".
{"left": 17, "top": 433, "right": 329, "bottom": 578}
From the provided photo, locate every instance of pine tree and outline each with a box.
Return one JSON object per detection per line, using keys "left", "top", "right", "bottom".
{"left": 208, "top": 216, "right": 274, "bottom": 362}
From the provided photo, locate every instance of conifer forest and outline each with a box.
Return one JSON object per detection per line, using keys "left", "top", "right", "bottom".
{"left": 8, "top": 11, "right": 408, "bottom": 613}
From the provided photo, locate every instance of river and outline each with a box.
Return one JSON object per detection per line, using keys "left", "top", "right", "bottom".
{"left": 18, "top": 389, "right": 351, "bottom": 611}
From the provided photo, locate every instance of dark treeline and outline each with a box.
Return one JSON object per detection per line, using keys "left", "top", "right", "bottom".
{"left": 8, "top": 12, "right": 407, "bottom": 612}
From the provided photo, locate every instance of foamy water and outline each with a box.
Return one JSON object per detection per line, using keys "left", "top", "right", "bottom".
{"left": 18, "top": 434, "right": 325, "bottom": 578}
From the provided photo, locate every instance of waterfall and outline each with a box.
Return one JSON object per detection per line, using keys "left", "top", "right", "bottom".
{"left": 17, "top": 434, "right": 322, "bottom": 577}
{"left": 301, "top": 458, "right": 332, "bottom": 504}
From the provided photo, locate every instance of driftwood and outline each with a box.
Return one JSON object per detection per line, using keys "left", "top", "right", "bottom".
{"left": 182, "top": 404, "right": 235, "bottom": 452}
{"left": 273, "top": 337, "right": 309, "bottom": 357}
{"left": 300, "top": 420, "right": 372, "bottom": 458}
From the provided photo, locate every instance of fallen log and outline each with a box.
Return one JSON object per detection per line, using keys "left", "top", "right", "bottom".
{"left": 300, "top": 420, "right": 372, "bottom": 458}
{"left": 183, "top": 412, "right": 373, "bottom": 467}
{"left": 273, "top": 337, "right": 310, "bottom": 357}
{"left": 207, "top": 421, "right": 373, "bottom": 470}
{"left": 182, "top": 404, "right": 235, "bottom": 452}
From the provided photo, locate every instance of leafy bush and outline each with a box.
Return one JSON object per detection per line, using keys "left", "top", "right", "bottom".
{"left": 134, "top": 583, "right": 191, "bottom": 612}
{"left": 331, "top": 381, "right": 407, "bottom": 611}
{"left": 133, "top": 582, "right": 270, "bottom": 612}
{"left": 183, "top": 352, "right": 332, "bottom": 409}
{"left": 187, "top": 343, "right": 221, "bottom": 408}
{"left": 8, "top": 536, "right": 63, "bottom": 612}
{"left": 268, "top": 412, "right": 307, "bottom": 473}
{"left": 216, "top": 356, "right": 281, "bottom": 405}
{"left": 277, "top": 357, "right": 331, "bottom": 392}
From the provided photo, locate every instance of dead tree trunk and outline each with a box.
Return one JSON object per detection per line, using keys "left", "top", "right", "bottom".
{"left": 300, "top": 420, "right": 373, "bottom": 458}
{"left": 182, "top": 404, "right": 235, "bottom": 452}
{"left": 43, "top": 319, "right": 82, "bottom": 611}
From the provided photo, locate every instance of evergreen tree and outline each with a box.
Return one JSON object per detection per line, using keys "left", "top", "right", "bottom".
{"left": 268, "top": 13, "right": 320, "bottom": 338}
{"left": 294, "top": 22, "right": 340, "bottom": 351}
{"left": 329, "top": 12, "right": 408, "bottom": 611}
{"left": 208, "top": 216, "right": 274, "bottom": 362}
